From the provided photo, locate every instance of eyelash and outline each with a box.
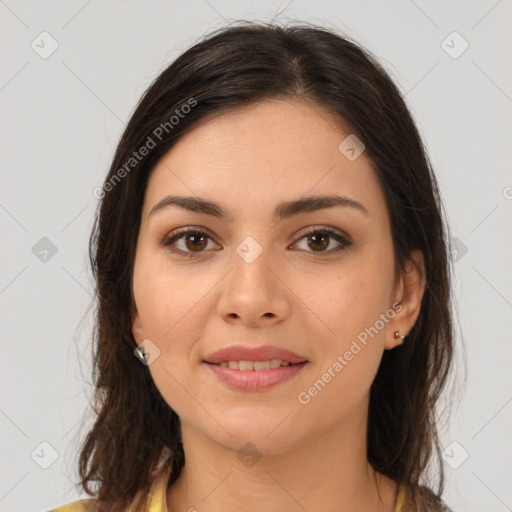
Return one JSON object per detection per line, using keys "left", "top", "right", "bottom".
{"left": 160, "top": 226, "right": 352, "bottom": 258}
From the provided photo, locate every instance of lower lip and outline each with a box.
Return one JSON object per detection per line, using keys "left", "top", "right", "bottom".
{"left": 204, "top": 362, "right": 308, "bottom": 391}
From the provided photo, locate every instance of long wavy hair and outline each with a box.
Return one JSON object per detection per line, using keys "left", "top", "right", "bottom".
{"left": 77, "top": 21, "right": 455, "bottom": 511}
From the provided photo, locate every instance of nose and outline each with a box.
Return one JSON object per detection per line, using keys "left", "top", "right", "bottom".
{"left": 216, "top": 239, "right": 291, "bottom": 327}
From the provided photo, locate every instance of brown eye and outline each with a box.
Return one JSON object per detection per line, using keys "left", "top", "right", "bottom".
{"left": 162, "top": 228, "right": 220, "bottom": 257}
{"left": 183, "top": 232, "right": 208, "bottom": 252}
{"left": 294, "top": 228, "right": 352, "bottom": 254}
{"left": 307, "top": 232, "right": 330, "bottom": 252}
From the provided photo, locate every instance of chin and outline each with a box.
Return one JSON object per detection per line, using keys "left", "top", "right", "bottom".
{"left": 206, "top": 406, "right": 305, "bottom": 454}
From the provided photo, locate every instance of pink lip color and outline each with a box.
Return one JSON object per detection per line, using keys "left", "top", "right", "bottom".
{"left": 204, "top": 361, "right": 308, "bottom": 391}
{"left": 204, "top": 344, "right": 307, "bottom": 365}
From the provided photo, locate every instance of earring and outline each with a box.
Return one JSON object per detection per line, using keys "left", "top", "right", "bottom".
{"left": 134, "top": 345, "right": 148, "bottom": 364}
{"left": 394, "top": 331, "right": 405, "bottom": 341}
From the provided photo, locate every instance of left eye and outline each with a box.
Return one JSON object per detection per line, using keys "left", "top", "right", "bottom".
{"left": 292, "top": 228, "right": 352, "bottom": 254}
{"left": 161, "top": 227, "right": 351, "bottom": 257}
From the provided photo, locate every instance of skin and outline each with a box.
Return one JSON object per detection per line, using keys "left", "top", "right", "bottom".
{"left": 131, "top": 98, "right": 425, "bottom": 512}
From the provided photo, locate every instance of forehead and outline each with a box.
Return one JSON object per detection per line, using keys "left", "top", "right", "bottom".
{"left": 142, "top": 99, "right": 386, "bottom": 222}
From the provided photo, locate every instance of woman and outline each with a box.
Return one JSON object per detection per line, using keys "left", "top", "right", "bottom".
{"left": 49, "top": 21, "right": 454, "bottom": 512}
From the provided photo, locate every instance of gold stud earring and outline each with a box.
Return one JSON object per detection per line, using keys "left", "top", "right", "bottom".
{"left": 394, "top": 331, "right": 405, "bottom": 341}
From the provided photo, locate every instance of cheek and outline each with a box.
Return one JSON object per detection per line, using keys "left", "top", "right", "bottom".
{"left": 133, "top": 248, "right": 213, "bottom": 342}
{"left": 132, "top": 257, "right": 213, "bottom": 413}
{"left": 132, "top": 252, "right": 221, "bottom": 401}
{"left": 296, "top": 255, "right": 393, "bottom": 347}
{"left": 293, "top": 248, "right": 395, "bottom": 410}
{"left": 295, "top": 271, "right": 391, "bottom": 420}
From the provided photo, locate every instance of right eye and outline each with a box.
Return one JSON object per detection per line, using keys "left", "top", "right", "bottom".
{"left": 161, "top": 227, "right": 221, "bottom": 257}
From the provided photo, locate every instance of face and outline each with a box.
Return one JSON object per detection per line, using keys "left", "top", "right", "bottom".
{"left": 131, "top": 98, "right": 422, "bottom": 455}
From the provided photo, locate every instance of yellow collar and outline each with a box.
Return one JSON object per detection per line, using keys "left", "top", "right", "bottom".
{"left": 144, "top": 465, "right": 407, "bottom": 512}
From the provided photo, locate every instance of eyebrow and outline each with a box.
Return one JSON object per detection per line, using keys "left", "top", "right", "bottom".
{"left": 148, "top": 193, "right": 368, "bottom": 223}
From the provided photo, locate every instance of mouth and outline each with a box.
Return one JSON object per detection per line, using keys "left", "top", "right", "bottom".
{"left": 205, "top": 359, "right": 307, "bottom": 370}
{"left": 204, "top": 359, "right": 308, "bottom": 392}
{"left": 204, "top": 344, "right": 307, "bottom": 365}
{"left": 203, "top": 344, "right": 308, "bottom": 391}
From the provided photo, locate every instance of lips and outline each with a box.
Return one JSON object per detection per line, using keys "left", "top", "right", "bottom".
{"left": 203, "top": 345, "right": 309, "bottom": 391}
{"left": 204, "top": 345, "right": 308, "bottom": 365}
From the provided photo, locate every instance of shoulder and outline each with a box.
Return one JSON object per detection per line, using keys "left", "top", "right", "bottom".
{"left": 417, "top": 485, "right": 453, "bottom": 512}
{"left": 46, "top": 498, "right": 105, "bottom": 512}
{"left": 396, "top": 484, "right": 453, "bottom": 512}
{"left": 46, "top": 460, "right": 172, "bottom": 512}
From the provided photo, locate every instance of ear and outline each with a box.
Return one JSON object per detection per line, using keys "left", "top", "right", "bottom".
{"left": 385, "top": 250, "right": 426, "bottom": 350}
{"left": 131, "top": 308, "right": 145, "bottom": 344}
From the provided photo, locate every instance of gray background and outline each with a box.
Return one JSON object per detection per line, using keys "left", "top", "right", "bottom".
{"left": 1, "top": 1, "right": 511, "bottom": 511}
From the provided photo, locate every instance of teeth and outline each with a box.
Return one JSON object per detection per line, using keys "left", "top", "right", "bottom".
{"left": 239, "top": 360, "right": 253, "bottom": 371}
{"left": 216, "top": 359, "right": 295, "bottom": 370}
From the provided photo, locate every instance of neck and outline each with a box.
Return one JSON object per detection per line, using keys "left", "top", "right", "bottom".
{"left": 166, "top": 402, "right": 398, "bottom": 512}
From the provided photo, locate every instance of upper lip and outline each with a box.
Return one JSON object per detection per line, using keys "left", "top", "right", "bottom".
{"left": 204, "top": 345, "right": 308, "bottom": 364}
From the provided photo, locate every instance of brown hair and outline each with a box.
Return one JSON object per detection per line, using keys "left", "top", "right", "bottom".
{"left": 77, "top": 21, "right": 454, "bottom": 511}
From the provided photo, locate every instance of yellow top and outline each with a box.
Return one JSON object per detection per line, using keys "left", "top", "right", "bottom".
{"left": 47, "top": 465, "right": 408, "bottom": 512}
